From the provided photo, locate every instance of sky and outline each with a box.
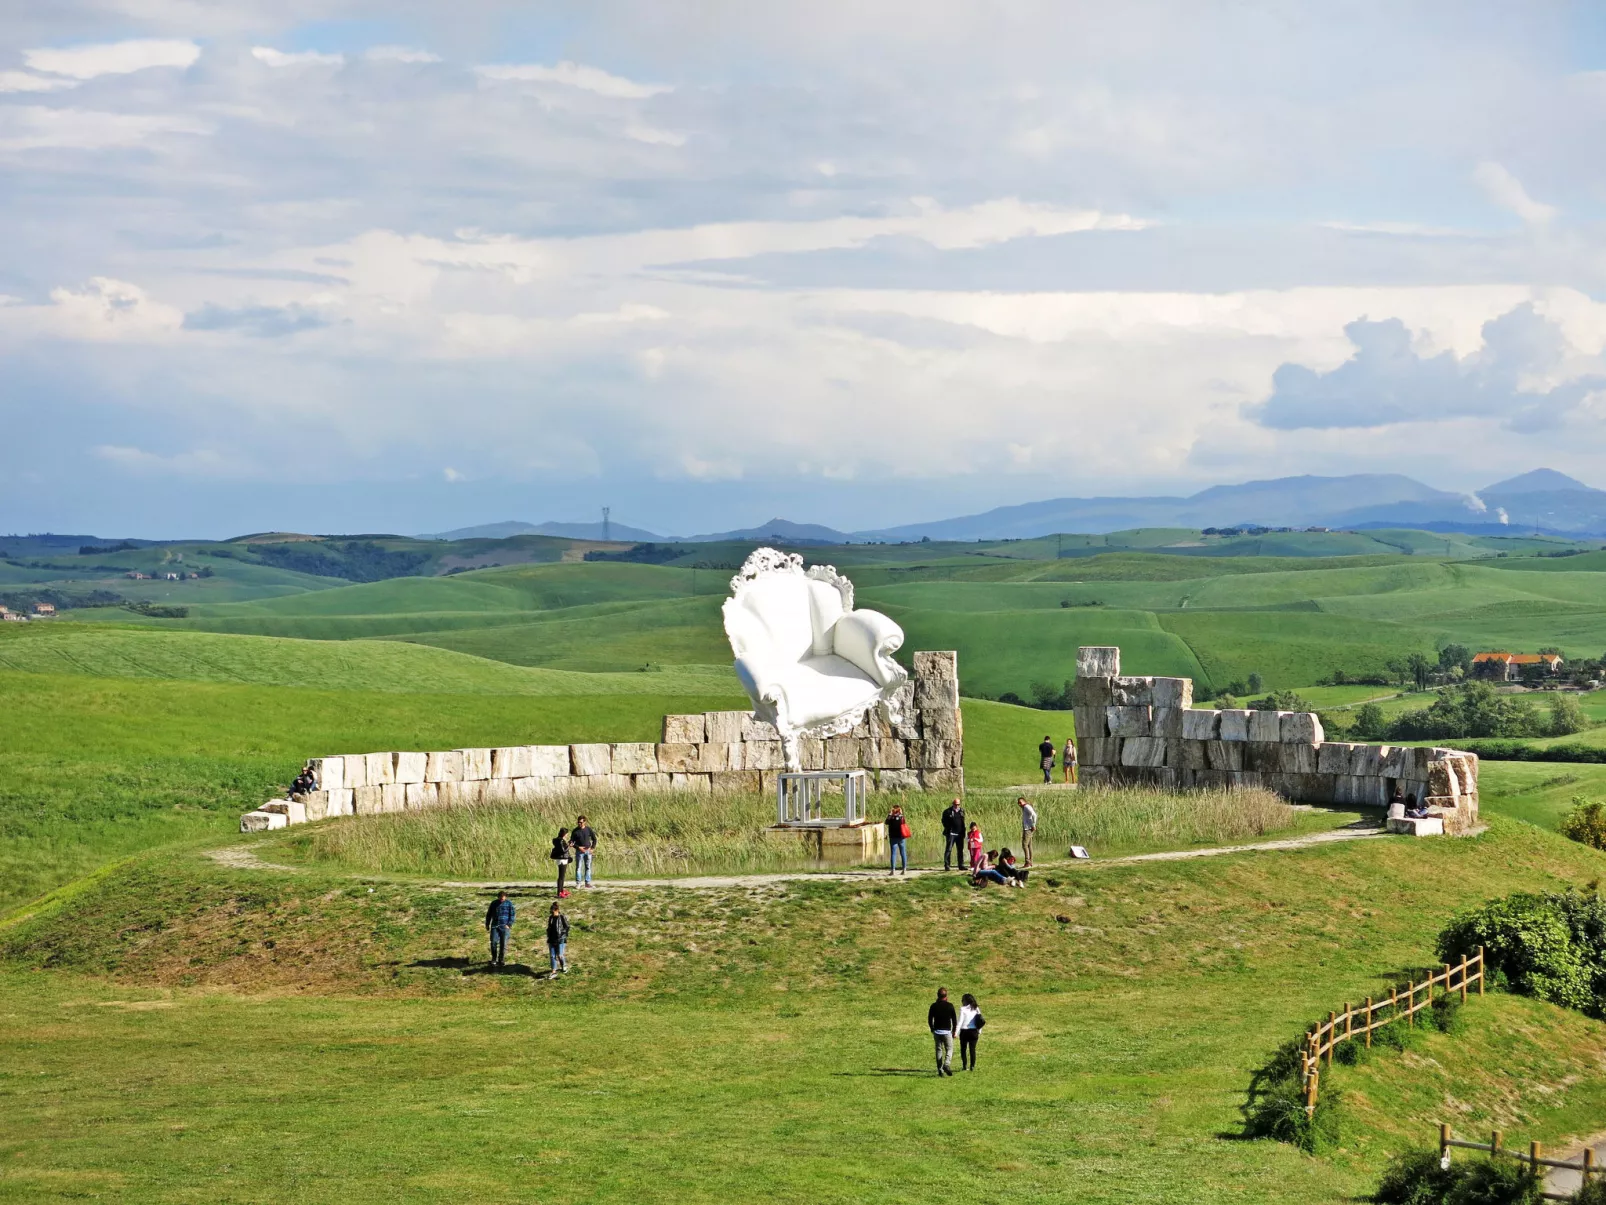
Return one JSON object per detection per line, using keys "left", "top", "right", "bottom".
{"left": 5, "top": 2, "right": 1606, "bottom": 538}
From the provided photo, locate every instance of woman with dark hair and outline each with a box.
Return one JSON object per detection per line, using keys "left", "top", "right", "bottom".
{"left": 958, "top": 993, "right": 985, "bottom": 1070}
{"left": 550, "top": 827, "right": 572, "bottom": 898}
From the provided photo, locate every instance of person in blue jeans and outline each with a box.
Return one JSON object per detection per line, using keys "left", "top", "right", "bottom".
{"left": 571, "top": 815, "right": 597, "bottom": 888}
{"left": 546, "top": 901, "right": 570, "bottom": 974}
{"left": 483, "top": 891, "right": 516, "bottom": 967}
{"left": 886, "top": 803, "right": 909, "bottom": 875}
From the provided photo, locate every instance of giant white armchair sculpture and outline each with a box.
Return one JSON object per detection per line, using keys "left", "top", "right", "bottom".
{"left": 723, "top": 548, "right": 908, "bottom": 771}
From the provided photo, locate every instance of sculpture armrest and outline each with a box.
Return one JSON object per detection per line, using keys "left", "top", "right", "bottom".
{"left": 832, "top": 609, "right": 905, "bottom": 688}
{"left": 735, "top": 655, "right": 788, "bottom": 715}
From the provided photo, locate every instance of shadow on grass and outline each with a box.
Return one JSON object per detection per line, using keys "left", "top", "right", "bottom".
{"left": 410, "top": 956, "right": 540, "bottom": 978}
{"left": 833, "top": 1068, "right": 937, "bottom": 1077}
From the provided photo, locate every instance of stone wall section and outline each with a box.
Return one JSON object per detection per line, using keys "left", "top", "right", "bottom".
{"left": 241, "top": 651, "right": 963, "bottom": 830}
{"left": 1072, "top": 647, "right": 1479, "bottom": 834}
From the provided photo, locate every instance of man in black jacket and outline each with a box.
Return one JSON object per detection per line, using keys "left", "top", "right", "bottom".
{"left": 940, "top": 799, "right": 966, "bottom": 871}
{"left": 546, "top": 901, "right": 570, "bottom": 975}
{"left": 928, "top": 987, "right": 958, "bottom": 1076}
{"left": 1038, "top": 735, "right": 1056, "bottom": 784}
{"left": 572, "top": 815, "right": 597, "bottom": 889}
{"left": 484, "top": 891, "right": 516, "bottom": 967}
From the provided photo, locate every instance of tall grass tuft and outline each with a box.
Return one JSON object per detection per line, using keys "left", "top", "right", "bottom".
{"left": 278, "top": 784, "right": 1296, "bottom": 880}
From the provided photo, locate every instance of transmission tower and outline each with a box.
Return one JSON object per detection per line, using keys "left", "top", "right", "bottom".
{"left": 602, "top": 507, "right": 611, "bottom": 542}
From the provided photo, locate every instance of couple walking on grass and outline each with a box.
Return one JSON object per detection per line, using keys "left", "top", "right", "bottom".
{"left": 549, "top": 814, "right": 597, "bottom": 898}
{"left": 482, "top": 892, "right": 571, "bottom": 975}
{"left": 1039, "top": 734, "right": 1078, "bottom": 785}
{"left": 927, "top": 987, "right": 987, "bottom": 1075}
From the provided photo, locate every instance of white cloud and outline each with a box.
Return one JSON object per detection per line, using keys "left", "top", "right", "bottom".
{"left": 625, "top": 124, "right": 686, "bottom": 147}
{"left": 92, "top": 445, "right": 235, "bottom": 477}
{"left": 251, "top": 47, "right": 345, "bottom": 68}
{"left": 365, "top": 46, "right": 441, "bottom": 64}
{"left": 0, "top": 107, "right": 211, "bottom": 151}
{"left": 474, "top": 60, "right": 671, "bottom": 98}
{"left": 44, "top": 277, "right": 185, "bottom": 337}
{"left": 443, "top": 466, "right": 463, "bottom": 481}
{"left": 1474, "top": 161, "right": 1556, "bottom": 226}
{"left": 24, "top": 39, "right": 199, "bottom": 79}
{"left": 0, "top": 71, "right": 78, "bottom": 93}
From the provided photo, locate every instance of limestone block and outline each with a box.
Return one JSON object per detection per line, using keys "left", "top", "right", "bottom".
{"left": 1331, "top": 775, "right": 1365, "bottom": 806}
{"left": 240, "top": 810, "right": 287, "bottom": 832}
{"left": 1388, "top": 815, "right": 1444, "bottom": 837}
{"left": 869, "top": 738, "right": 908, "bottom": 770}
{"left": 325, "top": 788, "right": 354, "bottom": 817}
{"left": 1078, "top": 737, "right": 1122, "bottom": 766}
{"left": 458, "top": 748, "right": 492, "bottom": 780}
{"left": 1280, "top": 743, "right": 1318, "bottom": 775}
{"left": 529, "top": 746, "right": 571, "bottom": 778}
{"left": 480, "top": 779, "right": 511, "bottom": 805}
{"left": 850, "top": 715, "right": 871, "bottom": 739}
{"left": 699, "top": 741, "right": 732, "bottom": 772}
{"left": 1121, "top": 736, "right": 1168, "bottom": 768}
{"left": 1244, "top": 742, "right": 1283, "bottom": 774}
{"left": 669, "top": 773, "right": 712, "bottom": 793}
{"left": 824, "top": 737, "right": 862, "bottom": 770}
{"left": 1151, "top": 677, "right": 1195, "bottom": 709}
{"left": 1182, "top": 710, "right": 1220, "bottom": 740}
{"left": 491, "top": 747, "right": 530, "bottom": 779}
{"left": 888, "top": 686, "right": 921, "bottom": 739}
{"left": 633, "top": 772, "right": 674, "bottom": 792}
{"left": 425, "top": 750, "right": 463, "bottom": 783}
{"left": 706, "top": 711, "right": 747, "bottom": 744}
{"left": 1217, "top": 711, "right": 1252, "bottom": 742}
{"left": 758, "top": 771, "right": 781, "bottom": 795}
{"left": 1230, "top": 771, "right": 1266, "bottom": 791}
{"left": 1113, "top": 677, "right": 1154, "bottom": 707}
{"left": 261, "top": 799, "right": 306, "bottom": 824}
{"left": 376, "top": 783, "right": 403, "bottom": 813}
{"left": 310, "top": 757, "right": 345, "bottom": 793}
{"left": 943, "top": 740, "right": 964, "bottom": 769}
{"left": 1398, "top": 747, "right": 1432, "bottom": 779}
{"left": 1073, "top": 706, "right": 1108, "bottom": 740}
{"left": 343, "top": 755, "right": 368, "bottom": 790}
{"left": 663, "top": 714, "right": 707, "bottom": 744}
{"left": 589, "top": 773, "right": 633, "bottom": 794}
{"left": 915, "top": 677, "right": 960, "bottom": 710}
{"left": 799, "top": 737, "right": 827, "bottom": 771}
{"left": 1080, "top": 765, "right": 1113, "bottom": 787}
{"left": 878, "top": 768, "right": 920, "bottom": 792}
{"left": 914, "top": 650, "right": 958, "bottom": 680}
{"left": 1192, "top": 770, "right": 1231, "bottom": 792}
{"left": 1350, "top": 744, "right": 1387, "bottom": 777}
{"left": 299, "top": 791, "right": 328, "bottom": 821}
{"left": 1248, "top": 711, "right": 1283, "bottom": 742}
{"left": 392, "top": 751, "right": 425, "bottom": 785}
{"left": 745, "top": 741, "right": 786, "bottom": 771}
{"left": 711, "top": 770, "right": 762, "bottom": 795}
{"left": 570, "top": 744, "right": 612, "bottom": 777}
{"left": 921, "top": 707, "right": 962, "bottom": 741}
{"left": 1289, "top": 774, "right": 1335, "bottom": 805}
{"left": 920, "top": 768, "right": 965, "bottom": 792}
{"left": 656, "top": 743, "right": 700, "bottom": 773}
{"left": 1280, "top": 712, "right": 1324, "bottom": 745}
{"left": 1317, "top": 742, "right": 1358, "bottom": 776}
{"left": 1151, "top": 767, "right": 1181, "bottom": 790}
{"left": 1071, "top": 676, "right": 1114, "bottom": 708}
{"left": 1151, "top": 707, "right": 1184, "bottom": 738}
{"left": 365, "top": 752, "right": 396, "bottom": 787}
{"left": 514, "top": 776, "right": 568, "bottom": 802}
{"left": 1106, "top": 706, "right": 1152, "bottom": 738}
{"left": 1078, "top": 646, "right": 1121, "bottom": 677}
{"left": 1166, "top": 739, "right": 1208, "bottom": 771}
{"left": 742, "top": 714, "right": 780, "bottom": 742}
{"left": 405, "top": 782, "right": 437, "bottom": 810}
{"left": 1206, "top": 741, "right": 1245, "bottom": 772}
{"left": 354, "top": 785, "right": 383, "bottom": 816}
{"left": 1380, "top": 746, "right": 1410, "bottom": 778}
{"left": 611, "top": 742, "right": 659, "bottom": 775}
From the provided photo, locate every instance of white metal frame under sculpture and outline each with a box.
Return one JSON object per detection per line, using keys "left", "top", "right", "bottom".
{"left": 777, "top": 770, "right": 869, "bottom": 826}
{"left": 722, "top": 547, "right": 909, "bottom": 774}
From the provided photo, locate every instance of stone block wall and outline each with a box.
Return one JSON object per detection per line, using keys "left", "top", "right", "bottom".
{"left": 240, "top": 651, "right": 964, "bottom": 831}
{"left": 1073, "top": 646, "right": 1480, "bottom": 834}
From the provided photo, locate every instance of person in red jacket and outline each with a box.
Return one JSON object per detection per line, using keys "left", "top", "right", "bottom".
{"left": 886, "top": 804, "right": 910, "bottom": 875}
{"left": 966, "top": 821, "right": 985, "bottom": 871}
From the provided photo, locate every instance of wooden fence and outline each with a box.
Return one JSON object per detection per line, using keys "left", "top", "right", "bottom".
{"left": 1300, "top": 948, "right": 1484, "bottom": 1114}
{"left": 1439, "top": 1126, "right": 1597, "bottom": 1201}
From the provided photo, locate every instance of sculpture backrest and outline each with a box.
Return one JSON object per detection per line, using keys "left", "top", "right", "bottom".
{"left": 723, "top": 549, "right": 852, "bottom": 666}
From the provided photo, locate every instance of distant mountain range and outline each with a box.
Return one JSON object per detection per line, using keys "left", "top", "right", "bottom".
{"left": 423, "top": 468, "right": 1606, "bottom": 545}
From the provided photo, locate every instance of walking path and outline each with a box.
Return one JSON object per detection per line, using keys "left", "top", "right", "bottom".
{"left": 206, "top": 822, "right": 1389, "bottom": 889}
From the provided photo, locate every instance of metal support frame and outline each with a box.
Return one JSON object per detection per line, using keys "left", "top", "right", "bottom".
{"left": 777, "top": 770, "right": 870, "bottom": 826}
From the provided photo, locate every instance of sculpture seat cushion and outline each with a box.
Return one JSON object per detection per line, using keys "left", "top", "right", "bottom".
{"left": 767, "top": 653, "right": 889, "bottom": 730}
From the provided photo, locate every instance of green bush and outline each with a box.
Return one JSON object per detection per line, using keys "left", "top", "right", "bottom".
{"left": 1245, "top": 1078, "right": 1342, "bottom": 1154}
{"left": 1561, "top": 799, "right": 1606, "bottom": 852}
{"left": 1549, "top": 693, "right": 1591, "bottom": 737}
{"left": 1438, "top": 891, "right": 1606, "bottom": 1015}
{"left": 1388, "top": 682, "right": 1544, "bottom": 741}
{"left": 1373, "top": 1150, "right": 1541, "bottom": 1205}
{"left": 1572, "top": 1176, "right": 1606, "bottom": 1205}
{"left": 1374, "top": 1149, "right": 1456, "bottom": 1204}
{"left": 1352, "top": 702, "right": 1388, "bottom": 741}
{"left": 1428, "top": 995, "right": 1465, "bottom": 1036}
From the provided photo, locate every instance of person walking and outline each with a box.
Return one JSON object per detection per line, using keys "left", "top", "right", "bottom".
{"left": 928, "top": 987, "right": 958, "bottom": 1076}
{"left": 545, "top": 901, "right": 570, "bottom": 975}
{"left": 550, "top": 827, "right": 573, "bottom": 898}
{"left": 1017, "top": 796, "right": 1038, "bottom": 867}
{"left": 966, "top": 820, "right": 985, "bottom": 872}
{"left": 483, "top": 890, "right": 516, "bottom": 967}
{"left": 1063, "top": 735, "right": 1078, "bottom": 785}
{"left": 886, "top": 803, "right": 910, "bottom": 875}
{"left": 1038, "top": 734, "right": 1056, "bottom": 785}
{"left": 940, "top": 797, "right": 967, "bottom": 871}
{"left": 572, "top": 814, "right": 597, "bottom": 889}
{"left": 958, "top": 993, "right": 986, "bottom": 1070}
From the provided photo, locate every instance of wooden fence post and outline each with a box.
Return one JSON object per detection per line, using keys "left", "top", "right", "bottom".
{"left": 1493, "top": 1129, "right": 1502, "bottom": 1158}
{"left": 1365, "top": 997, "right": 1373, "bottom": 1048}
{"left": 1478, "top": 946, "right": 1485, "bottom": 996}
{"left": 1531, "top": 1141, "right": 1541, "bottom": 1178}
{"left": 1440, "top": 1123, "right": 1450, "bottom": 1164}
{"left": 1459, "top": 954, "right": 1468, "bottom": 1003}
{"left": 1345, "top": 1003, "right": 1352, "bottom": 1044}
{"left": 1327, "top": 1012, "right": 1335, "bottom": 1067}
{"left": 1442, "top": 963, "right": 1450, "bottom": 1002}
{"left": 1586, "top": 1146, "right": 1595, "bottom": 1183}
{"left": 1408, "top": 979, "right": 1415, "bottom": 1026}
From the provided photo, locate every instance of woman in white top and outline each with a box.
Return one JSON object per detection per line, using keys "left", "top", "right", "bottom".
{"left": 958, "top": 992, "right": 985, "bottom": 1070}
{"left": 1063, "top": 736, "right": 1078, "bottom": 785}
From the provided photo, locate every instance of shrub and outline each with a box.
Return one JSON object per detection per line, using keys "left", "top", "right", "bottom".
{"left": 1373, "top": 1151, "right": 1541, "bottom": 1205}
{"left": 1353, "top": 702, "right": 1388, "bottom": 741}
{"left": 1387, "top": 682, "right": 1544, "bottom": 742}
{"left": 1573, "top": 1176, "right": 1606, "bottom": 1205}
{"left": 1428, "top": 994, "right": 1465, "bottom": 1036}
{"left": 1438, "top": 891, "right": 1606, "bottom": 1015}
{"left": 1548, "top": 693, "right": 1591, "bottom": 737}
{"left": 1249, "top": 690, "right": 1314, "bottom": 713}
{"left": 1375, "top": 1149, "right": 1456, "bottom": 1204}
{"left": 1244, "top": 1077, "right": 1342, "bottom": 1154}
{"left": 1561, "top": 799, "right": 1606, "bottom": 852}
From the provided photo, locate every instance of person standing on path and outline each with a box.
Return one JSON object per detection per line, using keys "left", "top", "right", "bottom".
{"left": 886, "top": 803, "right": 910, "bottom": 875}
{"left": 958, "top": 993, "right": 985, "bottom": 1070}
{"left": 550, "top": 827, "right": 572, "bottom": 898}
{"left": 967, "top": 820, "right": 985, "bottom": 871}
{"left": 940, "top": 798, "right": 967, "bottom": 871}
{"left": 1063, "top": 736, "right": 1078, "bottom": 785}
{"left": 484, "top": 890, "right": 516, "bottom": 968}
{"left": 928, "top": 987, "right": 958, "bottom": 1076}
{"left": 1017, "top": 796, "right": 1038, "bottom": 867}
{"left": 1038, "top": 735, "right": 1056, "bottom": 785}
{"left": 546, "top": 901, "right": 570, "bottom": 975}
{"left": 572, "top": 815, "right": 597, "bottom": 889}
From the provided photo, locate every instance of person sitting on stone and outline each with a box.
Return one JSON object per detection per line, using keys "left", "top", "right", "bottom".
{"left": 289, "top": 764, "right": 317, "bottom": 799}
{"left": 1404, "top": 793, "right": 1429, "bottom": 818}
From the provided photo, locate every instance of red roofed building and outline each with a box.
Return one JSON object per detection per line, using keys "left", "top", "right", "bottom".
{"left": 1472, "top": 651, "right": 1562, "bottom": 681}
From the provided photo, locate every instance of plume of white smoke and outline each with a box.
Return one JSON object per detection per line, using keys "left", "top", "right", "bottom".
{"left": 1463, "top": 493, "right": 1487, "bottom": 513}
{"left": 1496, "top": 507, "right": 1510, "bottom": 525}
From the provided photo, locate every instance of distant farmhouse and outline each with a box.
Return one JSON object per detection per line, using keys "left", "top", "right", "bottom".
{"left": 30, "top": 602, "right": 55, "bottom": 617}
{"left": 1471, "top": 650, "right": 1563, "bottom": 681}
{"left": 0, "top": 605, "right": 22, "bottom": 623}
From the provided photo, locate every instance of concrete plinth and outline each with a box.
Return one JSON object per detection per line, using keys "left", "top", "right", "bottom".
{"left": 765, "top": 821, "right": 886, "bottom": 865}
